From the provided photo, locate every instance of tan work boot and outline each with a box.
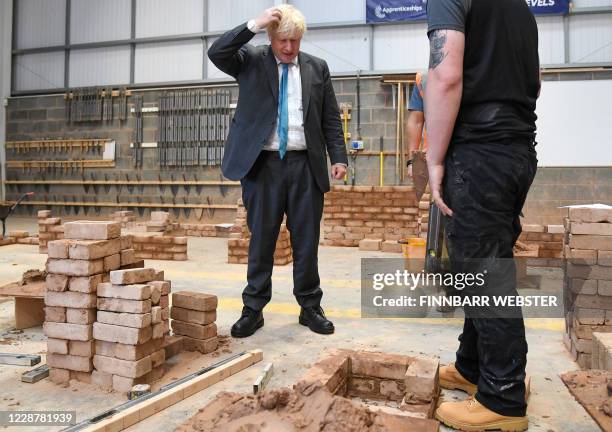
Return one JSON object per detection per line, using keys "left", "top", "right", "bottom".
{"left": 435, "top": 397, "right": 528, "bottom": 432}
{"left": 440, "top": 364, "right": 532, "bottom": 401}
{"left": 439, "top": 363, "right": 478, "bottom": 395}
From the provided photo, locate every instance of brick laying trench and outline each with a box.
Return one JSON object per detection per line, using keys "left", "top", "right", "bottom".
{"left": 177, "top": 349, "right": 440, "bottom": 431}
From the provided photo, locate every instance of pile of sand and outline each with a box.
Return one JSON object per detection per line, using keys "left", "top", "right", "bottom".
{"left": 176, "top": 381, "right": 437, "bottom": 432}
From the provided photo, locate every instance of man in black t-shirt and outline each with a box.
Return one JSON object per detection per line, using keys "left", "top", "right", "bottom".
{"left": 424, "top": 1, "right": 539, "bottom": 431}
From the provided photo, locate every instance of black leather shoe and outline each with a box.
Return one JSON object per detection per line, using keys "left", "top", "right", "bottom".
{"left": 231, "top": 306, "right": 264, "bottom": 338}
{"left": 299, "top": 306, "right": 335, "bottom": 335}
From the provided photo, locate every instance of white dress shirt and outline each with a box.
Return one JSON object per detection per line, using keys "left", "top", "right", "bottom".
{"left": 248, "top": 20, "right": 307, "bottom": 152}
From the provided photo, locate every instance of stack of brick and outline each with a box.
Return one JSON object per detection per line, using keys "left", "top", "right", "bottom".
{"left": 181, "top": 223, "right": 232, "bottom": 238}
{"left": 38, "top": 210, "right": 63, "bottom": 254}
{"left": 93, "top": 268, "right": 169, "bottom": 392}
{"left": 146, "top": 211, "right": 171, "bottom": 232}
{"left": 111, "top": 211, "right": 136, "bottom": 228}
{"left": 563, "top": 206, "right": 612, "bottom": 369}
{"left": 323, "top": 186, "right": 418, "bottom": 247}
{"left": 228, "top": 199, "right": 293, "bottom": 265}
{"left": 131, "top": 233, "right": 188, "bottom": 261}
{"left": 43, "top": 221, "right": 121, "bottom": 384}
{"left": 170, "top": 291, "right": 218, "bottom": 354}
{"left": 519, "top": 224, "right": 564, "bottom": 267}
{"left": 10, "top": 230, "right": 39, "bottom": 245}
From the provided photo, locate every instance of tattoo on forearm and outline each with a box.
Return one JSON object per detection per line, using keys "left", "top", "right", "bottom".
{"left": 429, "top": 30, "right": 448, "bottom": 70}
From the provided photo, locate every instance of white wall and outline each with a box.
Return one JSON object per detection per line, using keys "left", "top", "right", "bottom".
{"left": 1, "top": 0, "right": 12, "bottom": 202}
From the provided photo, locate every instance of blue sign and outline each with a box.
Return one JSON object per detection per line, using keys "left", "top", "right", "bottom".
{"left": 366, "top": 0, "right": 570, "bottom": 24}
{"left": 527, "top": 0, "right": 570, "bottom": 15}
{"left": 366, "top": 0, "right": 427, "bottom": 23}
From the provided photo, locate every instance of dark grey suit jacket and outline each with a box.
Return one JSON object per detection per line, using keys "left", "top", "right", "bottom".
{"left": 208, "top": 23, "right": 348, "bottom": 193}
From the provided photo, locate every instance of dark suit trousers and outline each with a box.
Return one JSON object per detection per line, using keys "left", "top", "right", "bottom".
{"left": 240, "top": 150, "right": 324, "bottom": 311}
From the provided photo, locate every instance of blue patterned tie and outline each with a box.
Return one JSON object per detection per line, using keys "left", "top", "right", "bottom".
{"left": 278, "top": 63, "right": 289, "bottom": 159}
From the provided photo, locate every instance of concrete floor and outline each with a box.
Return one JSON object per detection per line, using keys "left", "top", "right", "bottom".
{"left": 0, "top": 217, "right": 600, "bottom": 432}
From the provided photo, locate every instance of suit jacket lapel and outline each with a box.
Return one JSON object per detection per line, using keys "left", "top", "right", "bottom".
{"left": 264, "top": 46, "right": 279, "bottom": 102}
{"left": 299, "top": 53, "right": 312, "bottom": 121}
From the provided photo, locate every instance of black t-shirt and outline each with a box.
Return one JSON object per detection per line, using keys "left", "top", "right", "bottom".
{"left": 427, "top": 0, "right": 540, "bottom": 144}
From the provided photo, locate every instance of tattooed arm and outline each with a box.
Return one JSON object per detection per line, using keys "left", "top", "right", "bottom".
{"left": 424, "top": 29, "right": 465, "bottom": 216}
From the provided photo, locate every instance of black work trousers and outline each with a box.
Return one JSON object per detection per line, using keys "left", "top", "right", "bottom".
{"left": 240, "top": 150, "right": 324, "bottom": 311}
{"left": 443, "top": 141, "right": 538, "bottom": 417}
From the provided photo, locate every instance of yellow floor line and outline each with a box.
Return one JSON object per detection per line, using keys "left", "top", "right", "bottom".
{"left": 165, "top": 268, "right": 360, "bottom": 289}
{"left": 218, "top": 298, "right": 564, "bottom": 332}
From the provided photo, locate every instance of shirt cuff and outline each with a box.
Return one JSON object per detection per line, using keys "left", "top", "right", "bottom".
{"left": 333, "top": 163, "right": 348, "bottom": 167}
{"left": 247, "top": 19, "right": 262, "bottom": 34}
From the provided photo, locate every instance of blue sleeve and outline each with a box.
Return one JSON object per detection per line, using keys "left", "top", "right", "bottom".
{"left": 408, "top": 85, "right": 424, "bottom": 112}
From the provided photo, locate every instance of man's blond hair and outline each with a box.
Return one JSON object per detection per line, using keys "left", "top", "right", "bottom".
{"left": 268, "top": 5, "right": 307, "bottom": 38}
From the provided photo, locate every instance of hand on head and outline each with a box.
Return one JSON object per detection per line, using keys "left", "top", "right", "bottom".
{"left": 255, "top": 7, "right": 282, "bottom": 29}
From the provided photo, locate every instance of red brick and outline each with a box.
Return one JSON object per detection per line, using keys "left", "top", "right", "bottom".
{"left": 97, "top": 282, "right": 151, "bottom": 300}
{"left": 170, "top": 307, "right": 216, "bottom": 325}
{"left": 97, "top": 310, "right": 152, "bottom": 328}
{"left": 47, "top": 338, "right": 69, "bottom": 354}
{"left": 46, "top": 259, "right": 104, "bottom": 277}
{"left": 46, "top": 274, "right": 68, "bottom": 292}
{"left": 93, "top": 322, "right": 152, "bottom": 345}
{"left": 172, "top": 291, "right": 217, "bottom": 311}
{"left": 110, "top": 268, "right": 156, "bottom": 285}
{"left": 45, "top": 291, "right": 97, "bottom": 308}
{"left": 44, "top": 322, "right": 92, "bottom": 341}
{"left": 97, "top": 297, "right": 152, "bottom": 314}
{"left": 66, "top": 308, "right": 96, "bottom": 324}
{"left": 95, "top": 339, "right": 163, "bottom": 361}
{"left": 69, "top": 340, "right": 94, "bottom": 357}
{"left": 45, "top": 306, "right": 66, "bottom": 323}
{"left": 47, "top": 354, "right": 92, "bottom": 372}
{"left": 182, "top": 336, "right": 218, "bottom": 354}
{"left": 93, "top": 354, "right": 151, "bottom": 378}
{"left": 171, "top": 320, "right": 216, "bottom": 340}
{"left": 64, "top": 221, "right": 121, "bottom": 240}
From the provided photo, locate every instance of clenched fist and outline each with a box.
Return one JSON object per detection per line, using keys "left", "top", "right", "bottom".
{"left": 255, "top": 8, "right": 283, "bottom": 29}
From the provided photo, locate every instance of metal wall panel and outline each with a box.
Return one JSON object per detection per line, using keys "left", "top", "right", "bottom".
{"left": 373, "top": 23, "right": 429, "bottom": 71}
{"left": 71, "top": 0, "right": 131, "bottom": 44}
{"left": 13, "top": 51, "right": 65, "bottom": 91}
{"left": 536, "top": 16, "right": 565, "bottom": 65}
{"left": 15, "top": 0, "right": 66, "bottom": 49}
{"left": 569, "top": 13, "right": 612, "bottom": 62}
{"left": 207, "top": 0, "right": 274, "bottom": 32}
{"left": 135, "top": 40, "right": 203, "bottom": 83}
{"left": 301, "top": 27, "right": 370, "bottom": 73}
{"left": 288, "top": 0, "right": 365, "bottom": 24}
{"left": 206, "top": 33, "right": 268, "bottom": 79}
{"left": 136, "top": 0, "right": 204, "bottom": 38}
{"left": 69, "top": 46, "right": 130, "bottom": 87}
{"left": 572, "top": 0, "right": 612, "bottom": 7}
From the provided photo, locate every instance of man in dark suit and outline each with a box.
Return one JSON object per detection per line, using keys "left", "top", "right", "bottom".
{"left": 208, "top": 5, "right": 348, "bottom": 338}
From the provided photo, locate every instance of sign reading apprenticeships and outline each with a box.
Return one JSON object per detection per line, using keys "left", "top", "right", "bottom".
{"left": 366, "top": 0, "right": 571, "bottom": 23}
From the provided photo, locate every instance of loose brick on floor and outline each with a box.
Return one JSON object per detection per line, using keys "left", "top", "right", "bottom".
{"left": 182, "top": 336, "right": 218, "bottom": 354}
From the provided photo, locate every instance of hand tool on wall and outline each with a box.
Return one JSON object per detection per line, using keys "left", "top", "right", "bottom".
{"left": 0, "top": 192, "right": 34, "bottom": 238}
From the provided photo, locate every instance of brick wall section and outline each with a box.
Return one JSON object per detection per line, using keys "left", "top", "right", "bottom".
{"left": 6, "top": 73, "right": 612, "bottom": 225}
{"left": 228, "top": 199, "right": 292, "bottom": 265}
{"left": 38, "top": 210, "right": 63, "bottom": 253}
{"left": 519, "top": 224, "right": 564, "bottom": 267}
{"left": 562, "top": 206, "right": 612, "bottom": 369}
{"left": 131, "top": 234, "right": 188, "bottom": 261}
{"left": 180, "top": 223, "right": 231, "bottom": 238}
{"left": 323, "top": 185, "right": 419, "bottom": 247}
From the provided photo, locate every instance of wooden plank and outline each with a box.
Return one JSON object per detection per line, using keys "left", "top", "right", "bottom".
{"left": 82, "top": 350, "right": 263, "bottom": 432}
{"left": 0, "top": 353, "right": 41, "bottom": 366}
{"left": 0, "top": 281, "right": 45, "bottom": 298}
{"left": 14, "top": 297, "right": 45, "bottom": 329}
